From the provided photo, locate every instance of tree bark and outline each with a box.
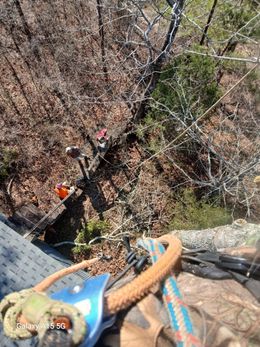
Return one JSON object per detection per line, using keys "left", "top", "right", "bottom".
{"left": 200, "top": 0, "right": 218, "bottom": 46}
{"left": 96, "top": 0, "right": 109, "bottom": 81}
{"left": 13, "top": 0, "right": 32, "bottom": 41}
{"left": 4, "top": 55, "right": 36, "bottom": 117}
{"left": 13, "top": 0, "right": 41, "bottom": 61}
{"left": 135, "top": 0, "right": 185, "bottom": 120}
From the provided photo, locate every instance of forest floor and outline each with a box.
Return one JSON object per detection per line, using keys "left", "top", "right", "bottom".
{"left": 1, "top": 44, "right": 259, "bottom": 277}
{"left": 46, "top": 139, "right": 166, "bottom": 276}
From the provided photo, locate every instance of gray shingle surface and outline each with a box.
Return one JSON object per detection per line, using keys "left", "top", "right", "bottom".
{"left": 0, "top": 221, "right": 88, "bottom": 347}
{"left": 32, "top": 239, "right": 89, "bottom": 281}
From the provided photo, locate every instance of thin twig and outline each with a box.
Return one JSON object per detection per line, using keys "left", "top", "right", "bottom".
{"left": 185, "top": 50, "right": 260, "bottom": 64}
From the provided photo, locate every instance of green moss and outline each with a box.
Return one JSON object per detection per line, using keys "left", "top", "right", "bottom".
{"left": 169, "top": 188, "right": 232, "bottom": 230}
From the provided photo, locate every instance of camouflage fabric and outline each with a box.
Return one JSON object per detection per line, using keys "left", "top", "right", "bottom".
{"left": 172, "top": 220, "right": 260, "bottom": 251}
{"left": 101, "top": 272, "right": 260, "bottom": 347}
{"left": 178, "top": 273, "right": 260, "bottom": 346}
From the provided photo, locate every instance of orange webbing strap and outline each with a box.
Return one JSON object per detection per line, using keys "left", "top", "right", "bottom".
{"left": 105, "top": 235, "right": 182, "bottom": 315}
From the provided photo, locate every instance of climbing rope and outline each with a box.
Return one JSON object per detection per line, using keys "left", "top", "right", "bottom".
{"left": 0, "top": 235, "right": 197, "bottom": 346}
{"left": 105, "top": 234, "right": 182, "bottom": 314}
{"left": 139, "top": 238, "right": 201, "bottom": 347}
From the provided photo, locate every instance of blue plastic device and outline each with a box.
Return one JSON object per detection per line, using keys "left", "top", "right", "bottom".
{"left": 51, "top": 273, "right": 115, "bottom": 347}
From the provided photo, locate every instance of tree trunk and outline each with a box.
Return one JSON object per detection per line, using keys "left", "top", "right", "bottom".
{"left": 4, "top": 55, "right": 36, "bottom": 117}
{"left": 96, "top": 0, "right": 109, "bottom": 81}
{"left": 13, "top": 0, "right": 41, "bottom": 61}
{"left": 135, "top": 0, "right": 185, "bottom": 120}
{"left": 200, "top": 0, "right": 218, "bottom": 46}
{"left": 13, "top": 0, "right": 32, "bottom": 41}
{"left": 217, "top": 38, "right": 238, "bottom": 83}
{"left": 219, "top": 37, "right": 238, "bottom": 56}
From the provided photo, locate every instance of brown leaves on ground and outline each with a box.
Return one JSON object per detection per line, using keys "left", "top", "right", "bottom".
{"left": 73, "top": 241, "right": 127, "bottom": 277}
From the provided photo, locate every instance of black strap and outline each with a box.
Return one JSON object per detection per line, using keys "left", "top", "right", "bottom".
{"left": 181, "top": 250, "right": 260, "bottom": 301}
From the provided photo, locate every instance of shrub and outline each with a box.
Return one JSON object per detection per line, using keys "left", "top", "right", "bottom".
{"left": 152, "top": 52, "right": 220, "bottom": 115}
{"left": 220, "top": 2, "right": 257, "bottom": 34}
{"left": 72, "top": 219, "right": 109, "bottom": 256}
{"left": 75, "top": 219, "right": 109, "bottom": 244}
{"left": 72, "top": 245, "right": 91, "bottom": 256}
{"left": 180, "top": 0, "right": 259, "bottom": 43}
{"left": 139, "top": 52, "right": 220, "bottom": 149}
{"left": 137, "top": 48, "right": 221, "bottom": 153}
{"left": 169, "top": 188, "right": 232, "bottom": 230}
